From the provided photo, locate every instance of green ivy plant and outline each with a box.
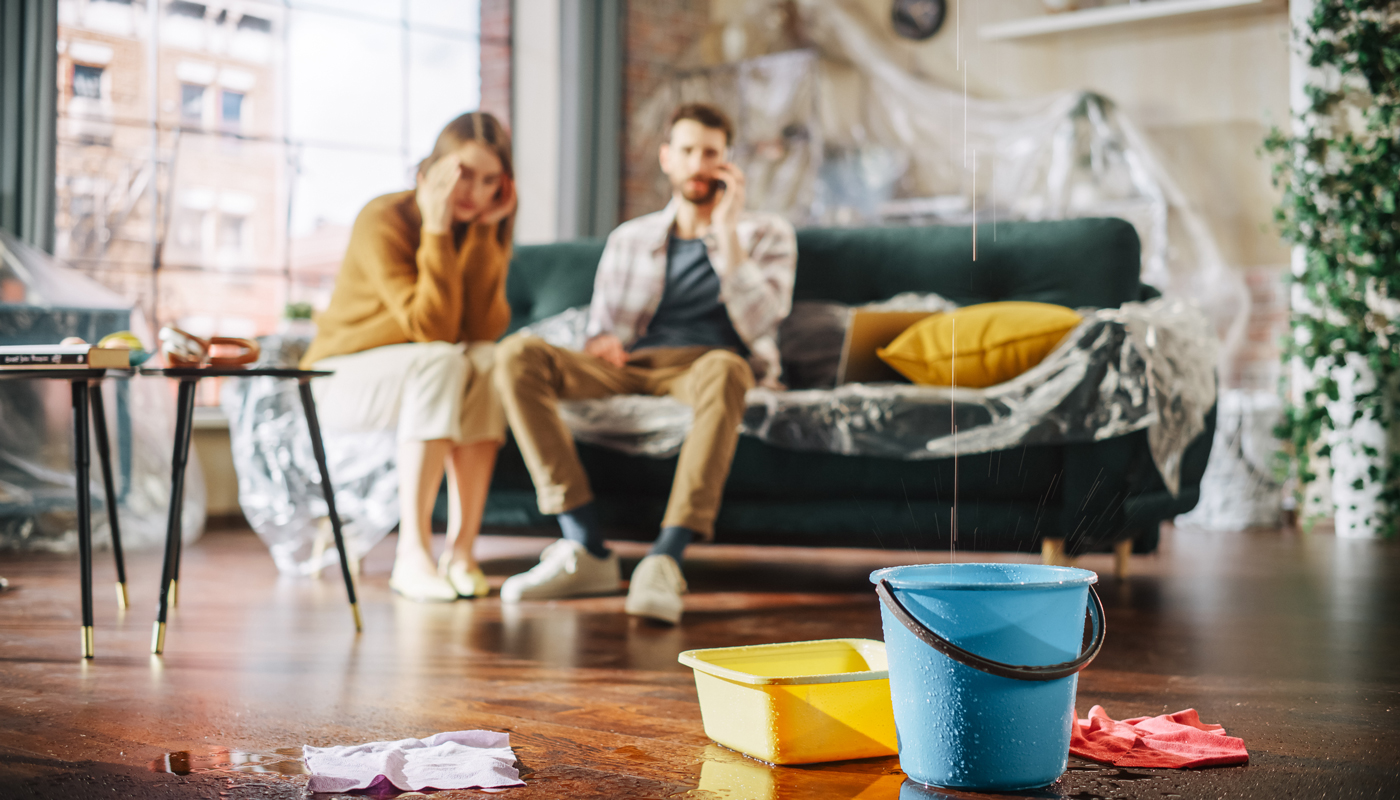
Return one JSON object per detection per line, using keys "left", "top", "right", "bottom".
{"left": 1263, "top": 0, "right": 1400, "bottom": 535}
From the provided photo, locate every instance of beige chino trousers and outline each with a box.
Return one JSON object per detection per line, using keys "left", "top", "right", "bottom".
{"left": 493, "top": 334, "right": 754, "bottom": 540}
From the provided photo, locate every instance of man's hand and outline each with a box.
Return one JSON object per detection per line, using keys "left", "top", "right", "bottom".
{"left": 584, "top": 333, "right": 628, "bottom": 368}
{"left": 416, "top": 154, "right": 461, "bottom": 235}
{"left": 711, "top": 163, "right": 746, "bottom": 231}
{"left": 711, "top": 163, "right": 747, "bottom": 277}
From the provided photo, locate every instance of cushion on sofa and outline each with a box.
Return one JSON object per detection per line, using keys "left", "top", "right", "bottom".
{"left": 877, "top": 302, "right": 1082, "bottom": 388}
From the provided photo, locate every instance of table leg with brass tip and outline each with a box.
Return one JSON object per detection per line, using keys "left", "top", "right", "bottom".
{"left": 89, "top": 381, "right": 129, "bottom": 612}
{"left": 153, "top": 379, "right": 197, "bottom": 654}
{"left": 72, "top": 381, "right": 96, "bottom": 659}
{"left": 167, "top": 579, "right": 178, "bottom": 608}
{"left": 299, "top": 379, "right": 363, "bottom": 633}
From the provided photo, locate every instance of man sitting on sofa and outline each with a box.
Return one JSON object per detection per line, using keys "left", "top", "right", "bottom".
{"left": 493, "top": 103, "right": 797, "bottom": 623}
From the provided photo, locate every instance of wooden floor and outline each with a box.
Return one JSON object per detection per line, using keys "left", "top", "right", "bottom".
{"left": 1, "top": 523, "right": 1397, "bottom": 799}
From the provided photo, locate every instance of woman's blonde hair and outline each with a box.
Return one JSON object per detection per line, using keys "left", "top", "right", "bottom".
{"left": 418, "top": 111, "right": 514, "bottom": 240}
{"left": 418, "top": 111, "right": 514, "bottom": 181}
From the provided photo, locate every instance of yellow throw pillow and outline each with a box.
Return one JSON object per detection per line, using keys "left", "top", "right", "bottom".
{"left": 877, "top": 301, "right": 1082, "bottom": 388}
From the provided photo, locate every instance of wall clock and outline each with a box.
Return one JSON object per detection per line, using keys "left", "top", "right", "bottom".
{"left": 891, "top": 0, "right": 946, "bottom": 40}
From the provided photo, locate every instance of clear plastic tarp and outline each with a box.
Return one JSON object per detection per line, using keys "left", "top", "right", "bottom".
{"left": 627, "top": 0, "right": 1246, "bottom": 381}
{"left": 1175, "top": 389, "right": 1285, "bottom": 530}
{"left": 0, "top": 229, "right": 204, "bottom": 553}
{"left": 522, "top": 296, "right": 1216, "bottom": 497}
{"left": 221, "top": 333, "right": 398, "bottom": 576}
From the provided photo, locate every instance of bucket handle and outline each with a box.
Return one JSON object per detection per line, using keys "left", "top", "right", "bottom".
{"left": 876, "top": 579, "right": 1105, "bottom": 682}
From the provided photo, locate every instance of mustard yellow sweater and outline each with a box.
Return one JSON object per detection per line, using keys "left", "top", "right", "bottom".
{"left": 302, "top": 190, "right": 512, "bottom": 368}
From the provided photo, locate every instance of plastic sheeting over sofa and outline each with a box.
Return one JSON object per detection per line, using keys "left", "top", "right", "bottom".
{"left": 531, "top": 297, "right": 1215, "bottom": 497}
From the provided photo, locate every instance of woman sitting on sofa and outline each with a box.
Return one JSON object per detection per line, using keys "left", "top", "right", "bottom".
{"left": 301, "top": 111, "right": 516, "bottom": 602}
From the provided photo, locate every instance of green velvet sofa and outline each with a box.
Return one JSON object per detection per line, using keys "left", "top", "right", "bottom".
{"left": 480, "top": 217, "right": 1214, "bottom": 556}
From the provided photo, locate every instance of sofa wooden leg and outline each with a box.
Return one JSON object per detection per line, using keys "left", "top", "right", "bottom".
{"left": 1041, "top": 537, "right": 1076, "bottom": 567}
{"left": 1113, "top": 539, "right": 1132, "bottom": 579}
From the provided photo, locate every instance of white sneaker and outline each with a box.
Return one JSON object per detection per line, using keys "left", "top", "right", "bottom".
{"left": 624, "top": 554, "right": 687, "bottom": 624}
{"left": 499, "top": 540, "right": 621, "bottom": 602}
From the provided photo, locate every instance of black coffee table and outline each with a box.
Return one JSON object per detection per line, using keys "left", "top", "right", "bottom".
{"left": 0, "top": 368, "right": 131, "bottom": 658}
{"left": 141, "top": 367, "right": 360, "bottom": 654}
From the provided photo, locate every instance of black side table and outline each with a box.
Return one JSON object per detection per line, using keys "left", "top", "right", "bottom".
{"left": 0, "top": 368, "right": 130, "bottom": 659}
{"left": 141, "top": 367, "right": 360, "bottom": 654}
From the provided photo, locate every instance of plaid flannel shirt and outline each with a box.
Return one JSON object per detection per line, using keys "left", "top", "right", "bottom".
{"left": 584, "top": 199, "right": 798, "bottom": 387}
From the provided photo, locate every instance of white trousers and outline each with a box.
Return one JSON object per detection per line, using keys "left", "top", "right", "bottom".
{"left": 312, "top": 341, "right": 505, "bottom": 445}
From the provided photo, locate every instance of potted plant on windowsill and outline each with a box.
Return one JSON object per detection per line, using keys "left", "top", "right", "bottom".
{"left": 1265, "top": 0, "right": 1400, "bottom": 538}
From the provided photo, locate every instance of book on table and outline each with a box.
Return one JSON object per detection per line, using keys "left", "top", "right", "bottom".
{"left": 0, "top": 344, "right": 130, "bottom": 370}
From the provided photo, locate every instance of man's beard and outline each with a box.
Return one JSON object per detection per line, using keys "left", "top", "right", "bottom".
{"left": 675, "top": 175, "right": 720, "bottom": 205}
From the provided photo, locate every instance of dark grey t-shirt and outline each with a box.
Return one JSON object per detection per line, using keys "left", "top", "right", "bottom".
{"left": 630, "top": 237, "right": 748, "bottom": 354}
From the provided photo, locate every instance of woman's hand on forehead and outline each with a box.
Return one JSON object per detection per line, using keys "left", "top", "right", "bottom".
{"left": 417, "top": 154, "right": 463, "bottom": 234}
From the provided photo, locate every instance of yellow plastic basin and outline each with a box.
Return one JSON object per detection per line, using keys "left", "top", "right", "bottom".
{"left": 678, "top": 638, "right": 898, "bottom": 765}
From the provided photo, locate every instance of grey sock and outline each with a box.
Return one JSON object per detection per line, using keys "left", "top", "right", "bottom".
{"left": 649, "top": 526, "right": 697, "bottom": 564}
{"left": 558, "top": 503, "right": 609, "bottom": 558}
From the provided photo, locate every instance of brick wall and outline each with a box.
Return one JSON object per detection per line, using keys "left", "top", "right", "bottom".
{"left": 621, "top": 0, "right": 711, "bottom": 222}
{"left": 480, "top": 0, "right": 512, "bottom": 130}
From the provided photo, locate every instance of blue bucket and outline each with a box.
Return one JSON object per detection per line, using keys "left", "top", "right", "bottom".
{"left": 870, "top": 563, "right": 1103, "bottom": 791}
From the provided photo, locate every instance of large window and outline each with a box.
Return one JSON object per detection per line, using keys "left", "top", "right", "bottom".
{"left": 53, "top": 0, "right": 484, "bottom": 400}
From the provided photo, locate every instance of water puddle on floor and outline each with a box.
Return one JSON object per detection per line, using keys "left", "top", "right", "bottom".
{"left": 674, "top": 743, "right": 906, "bottom": 800}
{"left": 1051, "top": 762, "right": 1175, "bottom": 800}
{"left": 674, "top": 746, "right": 1178, "bottom": 800}
{"left": 149, "top": 747, "right": 308, "bottom": 777}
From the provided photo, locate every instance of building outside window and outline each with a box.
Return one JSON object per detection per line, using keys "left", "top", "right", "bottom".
{"left": 221, "top": 90, "right": 243, "bottom": 129}
{"left": 172, "top": 208, "right": 204, "bottom": 253}
{"left": 53, "top": 0, "right": 485, "bottom": 403}
{"left": 72, "top": 64, "right": 103, "bottom": 99}
{"left": 236, "top": 14, "right": 271, "bottom": 34}
{"left": 218, "top": 214, "right": 246, "bottom": 261}
{"left": 180, "top": 83, "right": 205, "bottom": 124}
{"left": 168, "top": 1, "right": 207, "bottom": 20}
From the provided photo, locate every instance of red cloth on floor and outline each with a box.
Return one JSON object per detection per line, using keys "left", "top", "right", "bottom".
{"left": 1069, "top": 705, "right": 1249, "bottom": 768}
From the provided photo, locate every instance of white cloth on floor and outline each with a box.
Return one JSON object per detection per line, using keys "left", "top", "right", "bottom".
{"left": 303, "top": 730, "right": 524, "bottom": 793}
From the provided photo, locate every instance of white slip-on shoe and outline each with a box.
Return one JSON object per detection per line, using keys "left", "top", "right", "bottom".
{"left": 499, "top": 540, "right": 621, "bottom": 602}
{"left": 439, "top": 554, "right": 491, "bottom": 598}
{"left": 624, "top": 554, "right": 687, "bottom": 624}
{"left": 390, "top": 558, "right": 460, "bottom": 603}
